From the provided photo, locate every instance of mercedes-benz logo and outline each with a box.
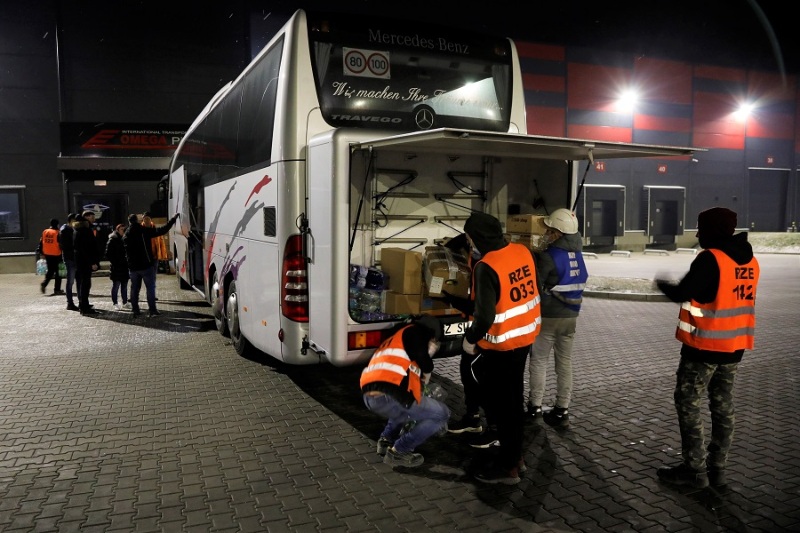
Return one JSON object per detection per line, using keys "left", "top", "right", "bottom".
{"left": 414, "top": 107, "right": 435, "bottom": 130}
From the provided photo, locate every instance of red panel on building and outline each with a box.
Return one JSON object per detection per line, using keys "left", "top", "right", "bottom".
{"left": 515, "top": 42, "right": 565, "bottom": 61}
{"left": 567, "top": 124, "right": 632, "bottom": 143}
{"left": 568, "top": 64, "right": 630, "bottom": 110}
{"left": 633, "top": 57, "right": 692, "bottom": 105}
{"left": 522, "top": 73, "right": 565, "bottom": 92}
{"left": 634, "top": 114, "right": 691, "bottom": 132}
{"left": 526, "top": 106, "right": 565, "bottom": 137}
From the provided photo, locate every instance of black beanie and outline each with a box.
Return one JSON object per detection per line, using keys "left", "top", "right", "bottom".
{"left": 697, "top": 207, "right": 737, "bottom": 240}
{"left": 464, "top": 212, "right": 504, "bottom": 255}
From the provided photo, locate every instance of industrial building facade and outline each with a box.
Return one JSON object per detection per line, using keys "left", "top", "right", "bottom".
{"left": 0, "top": 3, "right": 797, "bottom": 268}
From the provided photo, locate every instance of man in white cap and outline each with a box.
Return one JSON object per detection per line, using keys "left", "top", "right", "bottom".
{"left": 526, "top": 208, "right": 588, "bottom": 429}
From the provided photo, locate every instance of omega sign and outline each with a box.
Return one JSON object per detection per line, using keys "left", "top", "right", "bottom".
{"left": 343, "top": 48, "right": 391, "bottom": 79}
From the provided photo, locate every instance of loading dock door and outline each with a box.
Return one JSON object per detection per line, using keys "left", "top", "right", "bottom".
{"left": 643, "top": 186, "right": 685, "bottom": 237}
{"left": 748, "top": 169, "right": 789, "bottom": 231}
{"left": 579, "top": 185, "right": 625, "bottom": 237}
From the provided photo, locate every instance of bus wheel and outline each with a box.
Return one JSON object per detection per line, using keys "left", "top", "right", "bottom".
{"left": 226, "top": 280, "right": 255, "bottom": 357}
{"left": 212, "top": 272, "right": 229, "bottom": 337}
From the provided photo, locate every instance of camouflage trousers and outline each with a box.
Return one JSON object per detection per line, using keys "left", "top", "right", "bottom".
{"left": 674, "top": 358, "right": 737, "bottom": 471}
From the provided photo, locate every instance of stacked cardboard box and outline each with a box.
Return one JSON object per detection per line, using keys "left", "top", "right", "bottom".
{"left": 506, "top": 214, "right": 550, "bottom": 253}
{"left": 422, "top": 246, "right": 471, "bottom": 299}
{"left": 380, "top": 247, "right": 453, "bottom": 315}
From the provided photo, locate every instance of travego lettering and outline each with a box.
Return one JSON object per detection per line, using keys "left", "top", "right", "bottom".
{"left": 330, "top": 115, "right": 403, "bottom": 123}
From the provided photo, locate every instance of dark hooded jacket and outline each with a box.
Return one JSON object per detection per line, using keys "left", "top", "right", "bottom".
{"left": 463, "top": 212, "right": 536, "bottom": 345}
{"left": 105, "top": 230, "right": 130, "bottom": 282}
{"left": 657, "top": 231, "right": 755, "bottom": 364}
{"left": 73, "top": 218, "right": 99, "bottom": 270}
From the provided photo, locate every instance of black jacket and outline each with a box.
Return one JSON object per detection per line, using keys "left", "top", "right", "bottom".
{"left": 58, "top": 223, "right": 75, "bottom": 261}
{"left": 73, "top": 221, "right": 99, "bottom": 270}
{"left": 105, "top": 231, "right": 130, "bottom": 281}
{"left": 123, "top": 216, "right": 177, "bottom": 271}
{"left": 657, "top": 232, "right": 755, "bottom": 364}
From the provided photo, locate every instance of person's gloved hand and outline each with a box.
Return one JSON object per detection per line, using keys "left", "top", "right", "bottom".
{"left": 422, "top": 372, "right": 431, "bottom": 384}
{"left": 462, "top": 337, "right": 477, "bottom": 355}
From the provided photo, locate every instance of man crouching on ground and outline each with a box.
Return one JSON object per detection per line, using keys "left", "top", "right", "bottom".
{"left": 361, "top": 315, "right": 450, "bottom": 468}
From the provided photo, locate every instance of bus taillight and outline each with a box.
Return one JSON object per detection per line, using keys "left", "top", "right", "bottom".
{"left": 281, "top": 234, "right": 309, "bottom": 322}
{"left": 348, "top": 330, "right": 388, "bottom": 351}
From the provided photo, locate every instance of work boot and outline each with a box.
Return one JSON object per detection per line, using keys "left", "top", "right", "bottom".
{"left": 376, "top": 437, "right": 392, "bottom": 457}
{"left": 526, "top": 402, "right": 542, "bottom": 418}
{"left": 447, "top": 413, "right": 482, "bottom": 434}
{"left": 384, "top": 447, "right": 424, "bottom": 467}
{"left": 657, "top": 463, "right": 709, "bottom": 489}
{"left": 707, "top": 467, "right": 728, "bottom": 488}
{"left": 474, "top": 463, "right": 521, "bottom": 485}
{"left": 543, "top": 406, "right": 569, "bottom": 428}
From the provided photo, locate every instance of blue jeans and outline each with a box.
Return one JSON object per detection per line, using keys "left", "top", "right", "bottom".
{"left": 111, "top": 279, "right": 129, "bottom": 306}
{"left": 63, "top": 259, "right": 77, "bottom": 305}
{"left": 129, "top": 267, "right": 156, "bottom": 313}
{"left": 363, "top": 392, "right": 450, "bottom": 453}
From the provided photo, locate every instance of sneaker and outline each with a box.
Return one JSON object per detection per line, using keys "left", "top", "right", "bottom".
{"left": 53, "top": 289, "right": 65, "bottom": 295}
{"left": 447, "top": 413, "right": 482, "bottom": 434}
{"left": 526, "top": 402, "right": 542, "bottom": 418}
{"left": 474, "top": 464, "right": 521, "bottom": 485}
{"left": 148, "top": 310, "right": 161, "bottom": 317}
{"left": 707, "top": 467, "right": 727, "bottom": 488}
{"left": 376, "top": 437, "right": 392, "bottom": 457}
{"left": 383, "top": 447, "right": 424, "bottom": 467}
{"left": 657, "top": 463, "right": 709, "bottom": 489}
{"left": 113, "top": 304, "right": 121, "bottom": 311}
{"left": 518, "top": 459, "right": 528, "bottom": 474}
{"left": 66, "top": 304, "right": 80, "bottom": 311}
{"left": 469, "top": 429, "right": 500, "bottom": 449}
{"left": 543, "top": 406, "right": 570, "bottom": 428}
{"left": 123, "top": 302, "right": 131, "bottom": 309}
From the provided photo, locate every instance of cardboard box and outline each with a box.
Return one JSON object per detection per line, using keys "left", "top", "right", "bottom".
{"left": 506, "top": 214, "right": 548, "bottom": 235}
{"left": 505, "top": 233, "right": 549, "bottom": 253}
{"left": 384, "top": 291, "right": 422, "bottom": 315}
{"left": 423, "top": 246, "right": 471, "bottom": 299}
{"left": 380, "top": 247, "right": 423, "bottom": 294}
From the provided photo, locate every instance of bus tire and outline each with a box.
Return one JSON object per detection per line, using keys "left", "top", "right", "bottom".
{"left": 212, "top": 271, "right": 229, "bottom": 337}
{"left": 226, "top": 280, "right": 256, "bottom": 357}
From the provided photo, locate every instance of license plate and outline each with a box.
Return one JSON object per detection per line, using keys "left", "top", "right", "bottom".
{"left": 443, "top": 321, "right": 471, "bottom": 336}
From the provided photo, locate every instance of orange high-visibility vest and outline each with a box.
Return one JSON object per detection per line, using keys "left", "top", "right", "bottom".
{"left": 474, "top": 243, "right": 541, "bottom": 351}
{"left": 360, "top": 326, "right": 423, "bottom": 404}
{"left": 675, "top": 249, "right": 759, "bottom": 351}
{"left": 41, "top": 228, "right": 61, "bottom": 256}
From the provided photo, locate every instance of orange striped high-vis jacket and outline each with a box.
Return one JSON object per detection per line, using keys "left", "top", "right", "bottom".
{"left": 360, "top": 326, "right": 423, "bottom": 404}
{"left": 474, "top": 243, "right": 541, "bottom": 352}
{"left": 41, "top": 228, "right": 61, "bottom": 256}
{"left": 676, "top": 249, "right": 759, "bottom": 352}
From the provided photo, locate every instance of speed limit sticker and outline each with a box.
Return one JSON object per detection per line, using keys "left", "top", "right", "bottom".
{"left": 343, "top": 48, "right": 391, "bottom": 79}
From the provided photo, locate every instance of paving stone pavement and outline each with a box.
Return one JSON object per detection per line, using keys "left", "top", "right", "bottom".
{"left": 1, "top": 253, "right": 798, "bottom": 532}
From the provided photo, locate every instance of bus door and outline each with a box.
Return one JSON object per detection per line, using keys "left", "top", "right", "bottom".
{"left": 169, "top": 165, "right": 192, "bottom": 281}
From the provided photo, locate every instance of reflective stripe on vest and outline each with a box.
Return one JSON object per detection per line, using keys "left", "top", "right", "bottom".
{"left": 359, "top": 326, "right": 423, "bottom": 403}
{"left": 675, "top": 249, "right": 759, "bottom": 351}
{"left": 474, "top": 243, "right": 541, "bottom": 351}
{"left": 41, "top": 228, "right": 61, "bottom": 256}
{"left": 547, "top": 247, "right": 588, "bottom": 310}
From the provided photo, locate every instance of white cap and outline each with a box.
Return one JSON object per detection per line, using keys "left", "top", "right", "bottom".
{"left": 543, "top": 208, "right": 579, "bottom": 234}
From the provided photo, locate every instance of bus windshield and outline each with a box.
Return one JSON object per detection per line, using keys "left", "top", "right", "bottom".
{"left": 307, "top": 12, "right": 513, "bottom": 132}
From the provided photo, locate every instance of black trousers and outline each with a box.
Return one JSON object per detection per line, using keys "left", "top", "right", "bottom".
{"left": 479, "top": 345, "right": 530, "bottom": 470}
{"left": 75, "top": 266, "right": 93, "bottom": 310}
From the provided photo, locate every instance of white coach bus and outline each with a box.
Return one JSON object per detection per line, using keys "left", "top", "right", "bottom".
{"left": 168, "top": 9, "right": 695, "bottom": 366}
